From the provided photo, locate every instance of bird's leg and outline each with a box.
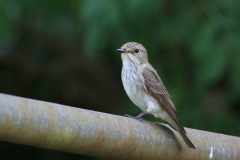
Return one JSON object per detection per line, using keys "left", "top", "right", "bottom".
{"left": 124, "top": 111, "right": 148, "bottom": 122}
{"left": 136, "top": 111, "right": 148, "bottom": 118}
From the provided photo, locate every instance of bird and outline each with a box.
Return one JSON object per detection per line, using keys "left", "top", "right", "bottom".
{"left": 116, "top": 42, "right": 195, "bottom": 149}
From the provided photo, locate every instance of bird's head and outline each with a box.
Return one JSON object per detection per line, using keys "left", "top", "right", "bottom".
{"left": 117, "top": 42, "right": 148, "bottom": 68}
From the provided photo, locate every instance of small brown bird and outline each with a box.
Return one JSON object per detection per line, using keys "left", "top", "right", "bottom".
{"left": 117, "top": 42, "right": 195, "bottom": 149}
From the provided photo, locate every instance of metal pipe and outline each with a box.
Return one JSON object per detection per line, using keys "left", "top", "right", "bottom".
{"left": 0, "top": 93, "right": 239, "bottom": 159}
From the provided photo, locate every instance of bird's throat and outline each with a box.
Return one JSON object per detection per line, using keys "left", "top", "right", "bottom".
{"left": 121, "top": 53, "right": 141, "bottom": 68}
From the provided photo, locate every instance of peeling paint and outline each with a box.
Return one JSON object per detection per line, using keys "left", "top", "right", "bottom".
{"left": 209, "top": 147, "right": 213, "bottom": 159}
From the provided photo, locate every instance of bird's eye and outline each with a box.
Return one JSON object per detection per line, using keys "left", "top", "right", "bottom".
{"left": 135, "top": 49, "right": 139, "bottom": 53}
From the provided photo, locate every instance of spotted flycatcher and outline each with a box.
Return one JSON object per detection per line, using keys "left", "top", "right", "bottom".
{"left": 117, "top": 42, "right": 195, "bottom": 149}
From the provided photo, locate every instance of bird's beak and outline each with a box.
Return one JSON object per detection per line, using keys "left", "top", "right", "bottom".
{"left": 116, "top": 48, "right": 127, "bottom": 53}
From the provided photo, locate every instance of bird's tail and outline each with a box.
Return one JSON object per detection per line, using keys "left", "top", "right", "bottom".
{"left": 179, "top": 129, "right": 196, "bottom": 149}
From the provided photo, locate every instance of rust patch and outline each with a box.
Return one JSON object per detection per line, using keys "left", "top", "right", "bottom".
{"left": 39, "top": 134, "right": 47, "bottom": 140}
{"left": 6, "top": 116, "right": 10, "bottom": 122}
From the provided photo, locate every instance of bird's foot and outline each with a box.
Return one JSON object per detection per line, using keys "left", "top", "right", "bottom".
{"left": 124, "top": 114, "right": 146, "bottom": 122}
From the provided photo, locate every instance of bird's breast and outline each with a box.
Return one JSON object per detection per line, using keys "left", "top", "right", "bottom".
{"left": 121, "top": 67, "right": 165, "bottom": 117}
{"left": 121, "top": 67, "right": 148, "bottom": 110}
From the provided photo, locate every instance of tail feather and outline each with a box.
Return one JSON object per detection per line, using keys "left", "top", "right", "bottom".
{"left": 179, "top": 129, "right": 196, "bottom": 149}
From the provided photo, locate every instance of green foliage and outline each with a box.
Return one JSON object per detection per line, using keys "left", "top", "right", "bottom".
{"left": 79, "top": 0, "right": 240, "bottom": 136}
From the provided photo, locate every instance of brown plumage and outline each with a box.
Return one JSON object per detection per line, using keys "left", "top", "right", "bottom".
{"left": 117, "top": 42, "right": 195, "bottom": 149}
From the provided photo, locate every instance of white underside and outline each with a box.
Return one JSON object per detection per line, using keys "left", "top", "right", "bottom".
{"left": 122, "top": 67, "right": 167, "bottom": 119}
{"left": 121, "top": 54, "right": 168, "bottom": 119}
{"left": 121, "top": 53, "right": 179, "bottom": 130}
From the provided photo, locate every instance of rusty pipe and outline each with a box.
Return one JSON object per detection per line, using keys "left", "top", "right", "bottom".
{"left": 0, "top": 93, "right": 239, "bottom": 159}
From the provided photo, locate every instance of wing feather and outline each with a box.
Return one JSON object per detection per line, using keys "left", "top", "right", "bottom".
{"left": 142, "top": 66, "right": 186, "bottom": 133}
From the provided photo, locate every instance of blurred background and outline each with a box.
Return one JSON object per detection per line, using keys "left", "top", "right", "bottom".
{"left": 1, "top": 0, "right": 240, "bottom": 159}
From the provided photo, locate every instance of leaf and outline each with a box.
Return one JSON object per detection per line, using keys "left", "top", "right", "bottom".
{"left": 196, "top": 44, "right": 227, "bottom": 86}
{"left": 231, "top": 51, "right": 240, "bottom": 91}
{"left": 191, "top": 22, "right": 216, "bottom": 60}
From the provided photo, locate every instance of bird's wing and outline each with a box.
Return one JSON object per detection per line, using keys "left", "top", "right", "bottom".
{"left": 142, "top": 66, "right": 185, "bottom": 133}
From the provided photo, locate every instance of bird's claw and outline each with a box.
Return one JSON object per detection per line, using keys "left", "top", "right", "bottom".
{"left": 124, "top": 114, "right": 146, "bottom": 122}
